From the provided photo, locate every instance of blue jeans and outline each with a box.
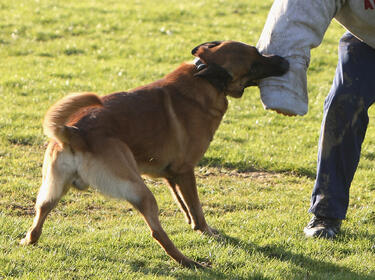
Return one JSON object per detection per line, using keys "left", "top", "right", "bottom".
{"left": 309, "top": 32, "right": 375, "bottom": 220}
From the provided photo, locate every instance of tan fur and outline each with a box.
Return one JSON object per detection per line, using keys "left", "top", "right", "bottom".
{"left": 21, "top": 41, "right": 288, "bottom": 268}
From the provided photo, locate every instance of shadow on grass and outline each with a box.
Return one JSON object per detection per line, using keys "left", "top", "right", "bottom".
{"left": 199, "top": 156, "right": 316, "bottom": 179}
{"left": 128, "top": 259, "right": 271, "bottom": 280}
{"left": 214, "top": 233, "right": 375, "bottom": 280}
{"left": 127, "top": 231, "right": 374, "bottom": 279}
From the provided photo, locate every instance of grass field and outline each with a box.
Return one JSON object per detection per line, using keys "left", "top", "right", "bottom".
{"left": 1, "top": 0, "right": 375, "bottom": 279}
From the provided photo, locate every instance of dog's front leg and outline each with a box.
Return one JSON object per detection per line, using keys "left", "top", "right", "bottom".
{"left": 166, "top": 179, "right": 191, "bottom": 225}
{"left": 172, "top": 170, "right": 218, "bottom": 236}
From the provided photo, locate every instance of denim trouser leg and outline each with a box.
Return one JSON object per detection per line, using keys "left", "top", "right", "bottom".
{"left": 309, "top": 33, "right": 375, "bottom": 220}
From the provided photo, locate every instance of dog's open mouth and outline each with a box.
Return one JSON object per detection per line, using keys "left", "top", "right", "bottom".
{"left": 244, "top": 80, "right": 259, "bottom": 87}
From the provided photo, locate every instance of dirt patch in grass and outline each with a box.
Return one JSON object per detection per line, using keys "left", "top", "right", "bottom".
{"left": 196, "top": 166, "right": 282, "bottom": 180}
{"left": 8, "top": 203, "right": 34, "bottom": 216}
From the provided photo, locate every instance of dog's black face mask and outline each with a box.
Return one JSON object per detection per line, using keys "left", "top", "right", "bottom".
{"left": 193, "top": 63, "right": 232, "bottom": 92}
{"left": 191, "top": 41, "right": 289, "bottom": 98}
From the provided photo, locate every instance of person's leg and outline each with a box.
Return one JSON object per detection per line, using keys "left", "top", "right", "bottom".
{"left": 305, "top": 33, "right": 375, "bottom": 238}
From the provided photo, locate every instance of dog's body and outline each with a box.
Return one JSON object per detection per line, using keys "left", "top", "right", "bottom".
{"left": 21, "top": 41, "right": 288, "bottom": 267}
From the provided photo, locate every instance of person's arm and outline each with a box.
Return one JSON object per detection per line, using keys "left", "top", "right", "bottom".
{"left": 257, "top": 0, "right": 345, "bottom": 116}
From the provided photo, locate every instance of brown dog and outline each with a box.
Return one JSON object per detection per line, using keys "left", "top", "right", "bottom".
{"left": 20, "top": 41, "right": 288, "bottom": 267}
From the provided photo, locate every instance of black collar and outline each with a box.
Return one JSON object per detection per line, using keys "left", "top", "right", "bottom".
{"left": 193, "top": 58, "right": 232, "bottom": 92}
{"left": 193, "top": 57, "right": 207, "bottom": 71}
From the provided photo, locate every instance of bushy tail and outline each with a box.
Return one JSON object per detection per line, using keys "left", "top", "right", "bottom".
{"left": 43, "top": 92, "right": 103, "bottom": 145}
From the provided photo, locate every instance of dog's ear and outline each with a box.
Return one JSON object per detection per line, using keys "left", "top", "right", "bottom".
{"left": 191, "top": 41, "right": 222, "bottom": 55}
{"left": 194, "top": 63, "right": 232, "bottom": 92}
{"left": 191, "top": 41, "right": 223, "bottom": 61}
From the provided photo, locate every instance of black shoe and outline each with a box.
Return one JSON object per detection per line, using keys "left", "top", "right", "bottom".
{"left": 304, "top": 215, "right": 342, "bottom": 239}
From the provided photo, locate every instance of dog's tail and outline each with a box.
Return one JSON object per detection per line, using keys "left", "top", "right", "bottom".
{"left": 43, "top": 93, "right": 103, "bottom": 145}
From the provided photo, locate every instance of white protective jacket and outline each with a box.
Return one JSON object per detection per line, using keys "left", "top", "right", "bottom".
{"left": 257, "top": 0, "right": 375, "bottom": 116}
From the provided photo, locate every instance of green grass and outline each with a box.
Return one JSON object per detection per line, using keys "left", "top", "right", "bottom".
{"left": 1, "top": 0, "right": 375, "bottom": 279}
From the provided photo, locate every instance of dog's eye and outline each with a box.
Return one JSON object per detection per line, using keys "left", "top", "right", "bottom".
{"left": 248, "top": 63, "right": 260, "bottom": 75}
{"left": 247, "top": 63, "right": 260, "bottom": 76}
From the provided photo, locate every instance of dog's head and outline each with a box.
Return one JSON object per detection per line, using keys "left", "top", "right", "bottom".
{"left": 191, "top": 41, "right": 289, "bottom": 98}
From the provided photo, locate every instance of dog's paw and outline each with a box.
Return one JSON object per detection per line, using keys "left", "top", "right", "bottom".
{"left": 181, "top": 259, "right": 209, "bottom": 269}
{"left": 196, "top": 225, "right": 220, "bottom": 237}
{"left": 19, "top": 232, "right": 37, "bottom": 246}
{"left": 206, "top": 226, "right": 219, "bottom": 236}
{"left": 19, "top": 237, "right": 31, "bottom": 246}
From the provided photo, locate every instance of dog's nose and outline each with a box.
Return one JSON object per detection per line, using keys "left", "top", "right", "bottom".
{"left": 269, "top": 55, "right": 289, "bottom": 74}
{"left": 279, "top": 57, "right": 289, "bottom": 74}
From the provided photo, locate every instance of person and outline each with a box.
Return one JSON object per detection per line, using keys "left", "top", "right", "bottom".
{"left": 256, "top": 0, "right": 375, "bottom": 238}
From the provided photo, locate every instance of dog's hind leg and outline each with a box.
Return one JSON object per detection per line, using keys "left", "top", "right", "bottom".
{"left": 21, "top": 144, "right": 73, "bottom": 245}
{"left": 81, "top": 138, "right": 203, "bottom": 268}
{"left": 136, "top": 186, "right": 202, "bottom": 268}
